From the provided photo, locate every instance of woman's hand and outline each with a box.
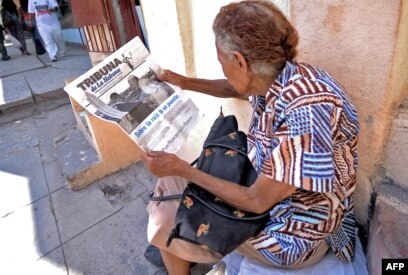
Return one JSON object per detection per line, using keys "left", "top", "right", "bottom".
{"left": 157, "top": 69, "right": 186, "bottom": 89}
{"left": 140, "top": 150, "right": 188, "bottom": 178}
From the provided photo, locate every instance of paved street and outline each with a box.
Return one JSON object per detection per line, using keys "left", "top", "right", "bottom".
{"left": 0, "top": 39, "right": 211, "bottom": 275}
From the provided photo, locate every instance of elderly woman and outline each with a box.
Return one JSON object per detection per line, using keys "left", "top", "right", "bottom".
{"left": 142, "top": 1, "right": 359, "bottom": 274}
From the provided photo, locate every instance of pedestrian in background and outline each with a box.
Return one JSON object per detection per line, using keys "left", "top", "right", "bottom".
{"left": 19, "top": 0, "right": 45, "bottom": 55}
{"left": 0, "top": 24, "right": 11, "bottom": 60}
{"left": 0, "top": 0, "right": 31, "bottom": 56}
{"left": 28, "top": 0, "right": 65, "bottom": 62}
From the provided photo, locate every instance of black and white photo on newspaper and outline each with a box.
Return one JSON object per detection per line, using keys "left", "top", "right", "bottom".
{"left": 64, "top": 37, "right": 200, "bottom": 153}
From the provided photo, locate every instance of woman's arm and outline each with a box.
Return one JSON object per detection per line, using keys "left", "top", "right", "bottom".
{"left": 183, "top": 162, "right": 296, "bottom": 214}
{"left": 158, "top": 70, "right": 248, "bottom": 99}
{"left": 141, "top": 151, "right": 296, "bottom": 214}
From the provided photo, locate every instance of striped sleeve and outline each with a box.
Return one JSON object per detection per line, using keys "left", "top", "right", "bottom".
{"left": 262, "top": 85, "right": 339, "bottom": 193}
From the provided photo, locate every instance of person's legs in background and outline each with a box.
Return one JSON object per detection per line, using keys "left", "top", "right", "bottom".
{"left": 6, "top": 21, "right": 30, "bottom": 55}
{"left": 37, "top": 24, "right": 58, "bottom": 62}
{"left": 0, "top": 29, "right": 11, "bottom": 60}
{"left": 50, "top": 24, "right": 65, "bottom": 58}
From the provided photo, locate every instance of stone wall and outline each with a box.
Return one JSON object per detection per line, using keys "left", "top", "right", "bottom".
{"left": 383, "top": 99, "right": 408, "bottom": 190}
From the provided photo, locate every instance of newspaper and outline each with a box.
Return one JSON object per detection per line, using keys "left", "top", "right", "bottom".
{"left": 64, "top": 37, "right": 199, "bottom": 153}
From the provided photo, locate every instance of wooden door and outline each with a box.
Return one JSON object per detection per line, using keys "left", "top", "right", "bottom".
{"left": 69, "top": 0, "right": 146, "bottom": 52}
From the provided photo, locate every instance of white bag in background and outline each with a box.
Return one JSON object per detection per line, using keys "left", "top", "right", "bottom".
{"left": 4, "top": 33, "right": 22, "bottom": 48}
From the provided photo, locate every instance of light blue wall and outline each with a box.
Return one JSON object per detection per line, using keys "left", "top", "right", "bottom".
{"left": 62, "top": 28, "right": 83, "bottom": 44}
{"left": 136, "top": 5, "right": 149, "bottom": 49}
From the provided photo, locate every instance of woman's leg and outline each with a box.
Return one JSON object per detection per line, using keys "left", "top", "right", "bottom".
{"left": 160, "top": 248, "right": 191, "bottom": 275}
{"left": 16, "top": 22, "right": 28, "bottom": 54}
{"left": 8, "top": 22, "right": 29, "bottom": 54}
{"left": 147, "top": 176, "right": 222, "bottom": 264}
{"left": 0, "top": 30, "right": 10, "bottom": 59}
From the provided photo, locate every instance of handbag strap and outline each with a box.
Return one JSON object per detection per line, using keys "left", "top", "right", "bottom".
{"left": 148, "top": 141, "right": 249, "bottom": 203}
{"left": 148, "top": 157, "right": 199, "bottom": 202}
{"left": 149, "top": 191, "right": 183, "bottom": 201}
{"left": 148, "top": 156, "right": 269, "bottom": 221}
{"left": 148, "top": 142, "right": 252, "bottom": 202}
{"left": 187, "top": 192, "right": 269, "bottom": 221}
{"left": 204, "top": 142, "right": 247, "bottom": 156}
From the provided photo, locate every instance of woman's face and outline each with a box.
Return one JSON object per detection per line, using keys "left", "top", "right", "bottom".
{"left": 216, "top": 46, "right": 251, "bottom": 95}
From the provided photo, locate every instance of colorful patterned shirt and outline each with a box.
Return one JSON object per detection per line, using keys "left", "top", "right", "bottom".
{"left": 247, "top": 61, "right": 359, "bottom": 266}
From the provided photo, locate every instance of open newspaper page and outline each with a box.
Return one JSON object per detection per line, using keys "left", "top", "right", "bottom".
{"left": 64, "top": 37, "right": 199, "bottom": 153}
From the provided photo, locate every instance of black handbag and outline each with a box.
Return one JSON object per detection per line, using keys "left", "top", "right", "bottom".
{"left": 150, "top": 111, "right": 269, "bottom": 256}
{"left": 32, "top": 27, "right": 46, "bottom": 55}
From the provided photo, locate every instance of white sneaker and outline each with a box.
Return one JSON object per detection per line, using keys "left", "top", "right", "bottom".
{"left": 50, "top": 56, "right": 57, "bottom": 62}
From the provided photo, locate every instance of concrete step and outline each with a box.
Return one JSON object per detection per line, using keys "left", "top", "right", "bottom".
{"left": 1, "top": 39, "right": 98, "bottom": 183}
{"left": 54, "top": 126, "right": 101, "bottom": 183}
